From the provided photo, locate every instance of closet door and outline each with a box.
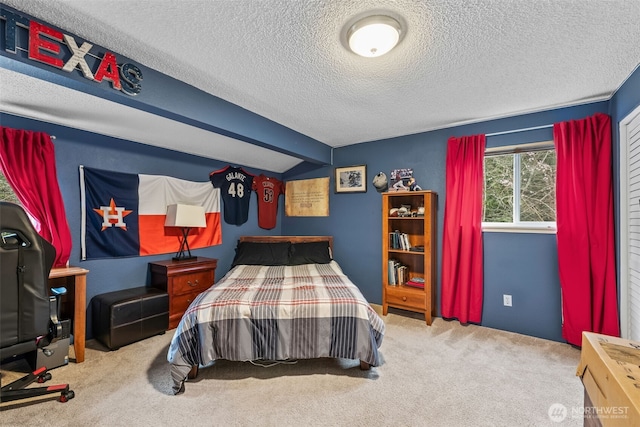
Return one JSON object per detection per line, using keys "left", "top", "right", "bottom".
{"left": 621, "top": 104, "right": 640, "bottom": 340}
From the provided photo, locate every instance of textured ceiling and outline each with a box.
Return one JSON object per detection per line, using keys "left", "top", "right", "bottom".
{"left": 2, "top": 0, "right": 640, "bottom": 171}
{"left": 0, "top": 68, "right": 303, "bottom": 172}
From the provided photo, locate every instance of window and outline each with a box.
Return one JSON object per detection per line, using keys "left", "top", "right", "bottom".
{"left": 482, "top": 141, "right": 556, "bottom": 233}
{"left": 0, "top": 170, "right": 20, "bottom": 205}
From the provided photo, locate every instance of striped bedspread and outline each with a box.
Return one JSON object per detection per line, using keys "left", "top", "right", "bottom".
{"left": 167, "top": 261, "right": 385, "bottom": 394}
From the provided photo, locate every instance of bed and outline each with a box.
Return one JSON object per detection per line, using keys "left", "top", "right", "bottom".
{"left": 167, "top": 236, "right": 385, "bottom": 394}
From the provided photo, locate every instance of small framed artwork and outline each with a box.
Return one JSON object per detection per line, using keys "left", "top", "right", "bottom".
{"left": 335, "top": 165, "right": 367, "bottom": 193}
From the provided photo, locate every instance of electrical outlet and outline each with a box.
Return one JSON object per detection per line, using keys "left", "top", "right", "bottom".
{"left": 503, "top": 294, "right": 512, "bottom": 307}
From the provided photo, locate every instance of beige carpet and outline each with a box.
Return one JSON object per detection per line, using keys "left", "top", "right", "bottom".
{"left": 1, "top": 308, "right": 583, "bottom": 427}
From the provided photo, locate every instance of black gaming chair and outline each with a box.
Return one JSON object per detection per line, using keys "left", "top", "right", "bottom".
{"left": 0, "top": 201, "right": 74, "bottom": 403}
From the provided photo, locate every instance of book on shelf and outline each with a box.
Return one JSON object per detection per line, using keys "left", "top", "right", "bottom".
{"left": 387, "top": 259, "right": 408, "bottom": 286}
{"left": 389, "top": 230, "right": 410, "bottom": 250}
{"left": 388, "top": 260, "right": 396, "bottom": 285}
{"left": 401, "top": 233, "right": 410, "bottom": 250}
{"left": 397, "top": 265, "right": 408, "bottom": 285}
{"left": 405, "top": 277, "right": 425, "bottom": 288}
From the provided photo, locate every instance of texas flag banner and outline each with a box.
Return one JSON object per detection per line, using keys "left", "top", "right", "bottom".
{"left": 80, "top": 166, "right": 221, "bottom": 260}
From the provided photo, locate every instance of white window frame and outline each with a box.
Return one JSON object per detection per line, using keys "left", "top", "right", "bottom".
{"left": 482, "top": 141, "right": 557, "bottom": 234}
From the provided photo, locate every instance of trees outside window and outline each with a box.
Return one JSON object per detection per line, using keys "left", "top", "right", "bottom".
{"left": 483, "top": 144, "right": 556, "bottom": 229}
{"left": 0, "top": 171, "right": 20, "bottom": 204}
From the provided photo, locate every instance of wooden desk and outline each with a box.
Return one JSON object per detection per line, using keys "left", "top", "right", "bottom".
{"left": 48, "top": 266, "right": 88, "bottom": 363}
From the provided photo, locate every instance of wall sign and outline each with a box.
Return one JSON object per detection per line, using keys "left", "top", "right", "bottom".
{"left": 0, "top": 6, "right": 143, "bottom": 95}
{"left": 285, "top": 177, "right": 329, "bottom": 217}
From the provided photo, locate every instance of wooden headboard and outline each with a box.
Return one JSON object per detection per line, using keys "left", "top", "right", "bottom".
{"left": 239, "top": 235, "right": 333, "bottom": 251}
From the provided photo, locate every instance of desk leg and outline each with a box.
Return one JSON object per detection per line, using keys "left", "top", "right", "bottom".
{"left": 74, "top": 274, "right": 87, "bottom": 363}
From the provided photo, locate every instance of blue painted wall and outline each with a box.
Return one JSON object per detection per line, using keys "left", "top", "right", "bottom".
{"left": 284, "top": 102, "right": 610, "bottom": 342}
{"left": 0, "top": 112, "right": 285, "bottom": 339}
{"left": 6, "top": 95, "right": 635, "bottom": 343}
{"left": 2, "top": 5, "right": 638, "bottom": 342}
{"left": 610, "top": 64, "right": 640, "bottom": 129}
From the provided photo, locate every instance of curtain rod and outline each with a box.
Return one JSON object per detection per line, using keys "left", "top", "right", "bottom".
{"left": 485, "top": 124, "right": 553, "bottom": 138}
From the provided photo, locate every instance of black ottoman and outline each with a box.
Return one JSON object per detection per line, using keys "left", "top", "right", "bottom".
{"left": 92, "top": 287, "right": 169, "bottom": 350}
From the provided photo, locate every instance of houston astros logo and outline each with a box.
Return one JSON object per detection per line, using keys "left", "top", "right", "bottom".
{"left": 93, "top": 198, "right": 133, "bottom": 231}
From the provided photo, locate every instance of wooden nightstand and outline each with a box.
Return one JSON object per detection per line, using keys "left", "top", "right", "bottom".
{"left": 149, "top": 257, "right": 217, "bottom": 329}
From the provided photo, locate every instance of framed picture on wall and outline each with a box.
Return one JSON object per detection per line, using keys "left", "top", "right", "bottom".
{"left": 335, "top": 165, "right": 367, "bottom": 193}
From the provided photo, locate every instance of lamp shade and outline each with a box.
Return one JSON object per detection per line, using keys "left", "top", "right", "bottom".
{"left": 165, "top": 204, "right": 206, "bottom": 228}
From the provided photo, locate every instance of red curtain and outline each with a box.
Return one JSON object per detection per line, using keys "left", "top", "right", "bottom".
{"left": 553, "top": 113, "right": 619, "bottom": 346}
{"left": 441, "top": 134, "right": 485, "bottom": 324}
{"left": 0, "top": 126, "right": 72, "bottom": 267}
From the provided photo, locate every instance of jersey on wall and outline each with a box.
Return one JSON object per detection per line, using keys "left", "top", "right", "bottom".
{"left": 252, "top": 174, "right": 284, "bottom": 230}
{"left": 209, "top": 166, "right": 255, "bottom": 225}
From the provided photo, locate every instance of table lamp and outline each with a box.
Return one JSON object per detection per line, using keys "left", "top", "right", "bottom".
{"left": 164, "top": 204, "right": 206, "bottom": 261}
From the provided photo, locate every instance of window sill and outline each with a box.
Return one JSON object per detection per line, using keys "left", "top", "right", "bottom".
{"left": 482, "top": 224, "right": 556, "bottom": 234}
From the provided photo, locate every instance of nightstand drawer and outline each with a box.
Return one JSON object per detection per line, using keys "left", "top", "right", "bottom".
{"left": 172, "top": 271, "right": 213, "bottom": 295}
{"left": 171, "top": 291, "right": 200, "bottom": 315}
{"left": 385, "top": 288, "right": 425, "bottom": 310}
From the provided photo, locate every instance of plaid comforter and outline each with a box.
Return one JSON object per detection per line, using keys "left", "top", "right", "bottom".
{"left": 167, "top": 261, "right": 385, "bottom": 394}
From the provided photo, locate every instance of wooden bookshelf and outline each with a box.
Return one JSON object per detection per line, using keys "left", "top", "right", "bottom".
{"left": 382, "top": 190, "right": 437, "bottom": 325}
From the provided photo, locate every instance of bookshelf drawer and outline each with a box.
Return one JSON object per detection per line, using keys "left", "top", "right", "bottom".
{"left": 385, "top": 287, "right": 425, "bottom": 311}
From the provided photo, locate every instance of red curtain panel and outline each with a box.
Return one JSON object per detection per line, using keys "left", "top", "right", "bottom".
{"left": 0, "top": 126, "right": 72, "bottom": 267}
{"left": 554, "top": 113, "right": 619, "bottom": 346}
{"left": 441, "top": 134, "right": 485, "bottom": 324}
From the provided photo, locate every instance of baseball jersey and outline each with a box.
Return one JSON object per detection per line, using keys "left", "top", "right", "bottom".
{"left": 252, "top": 174, "right": 284, "bottom": 230}
{"left": 209, "top": 166, "right": 255, "bottom": 225}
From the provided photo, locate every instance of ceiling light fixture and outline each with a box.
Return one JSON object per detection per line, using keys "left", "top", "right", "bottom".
{"left": 347, "top": 15, "right": 402, "bottom": 58}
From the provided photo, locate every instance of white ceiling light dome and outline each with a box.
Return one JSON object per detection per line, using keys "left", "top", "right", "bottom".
{"left": 346, "top": 15, "right": 403, "bottom": 58}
